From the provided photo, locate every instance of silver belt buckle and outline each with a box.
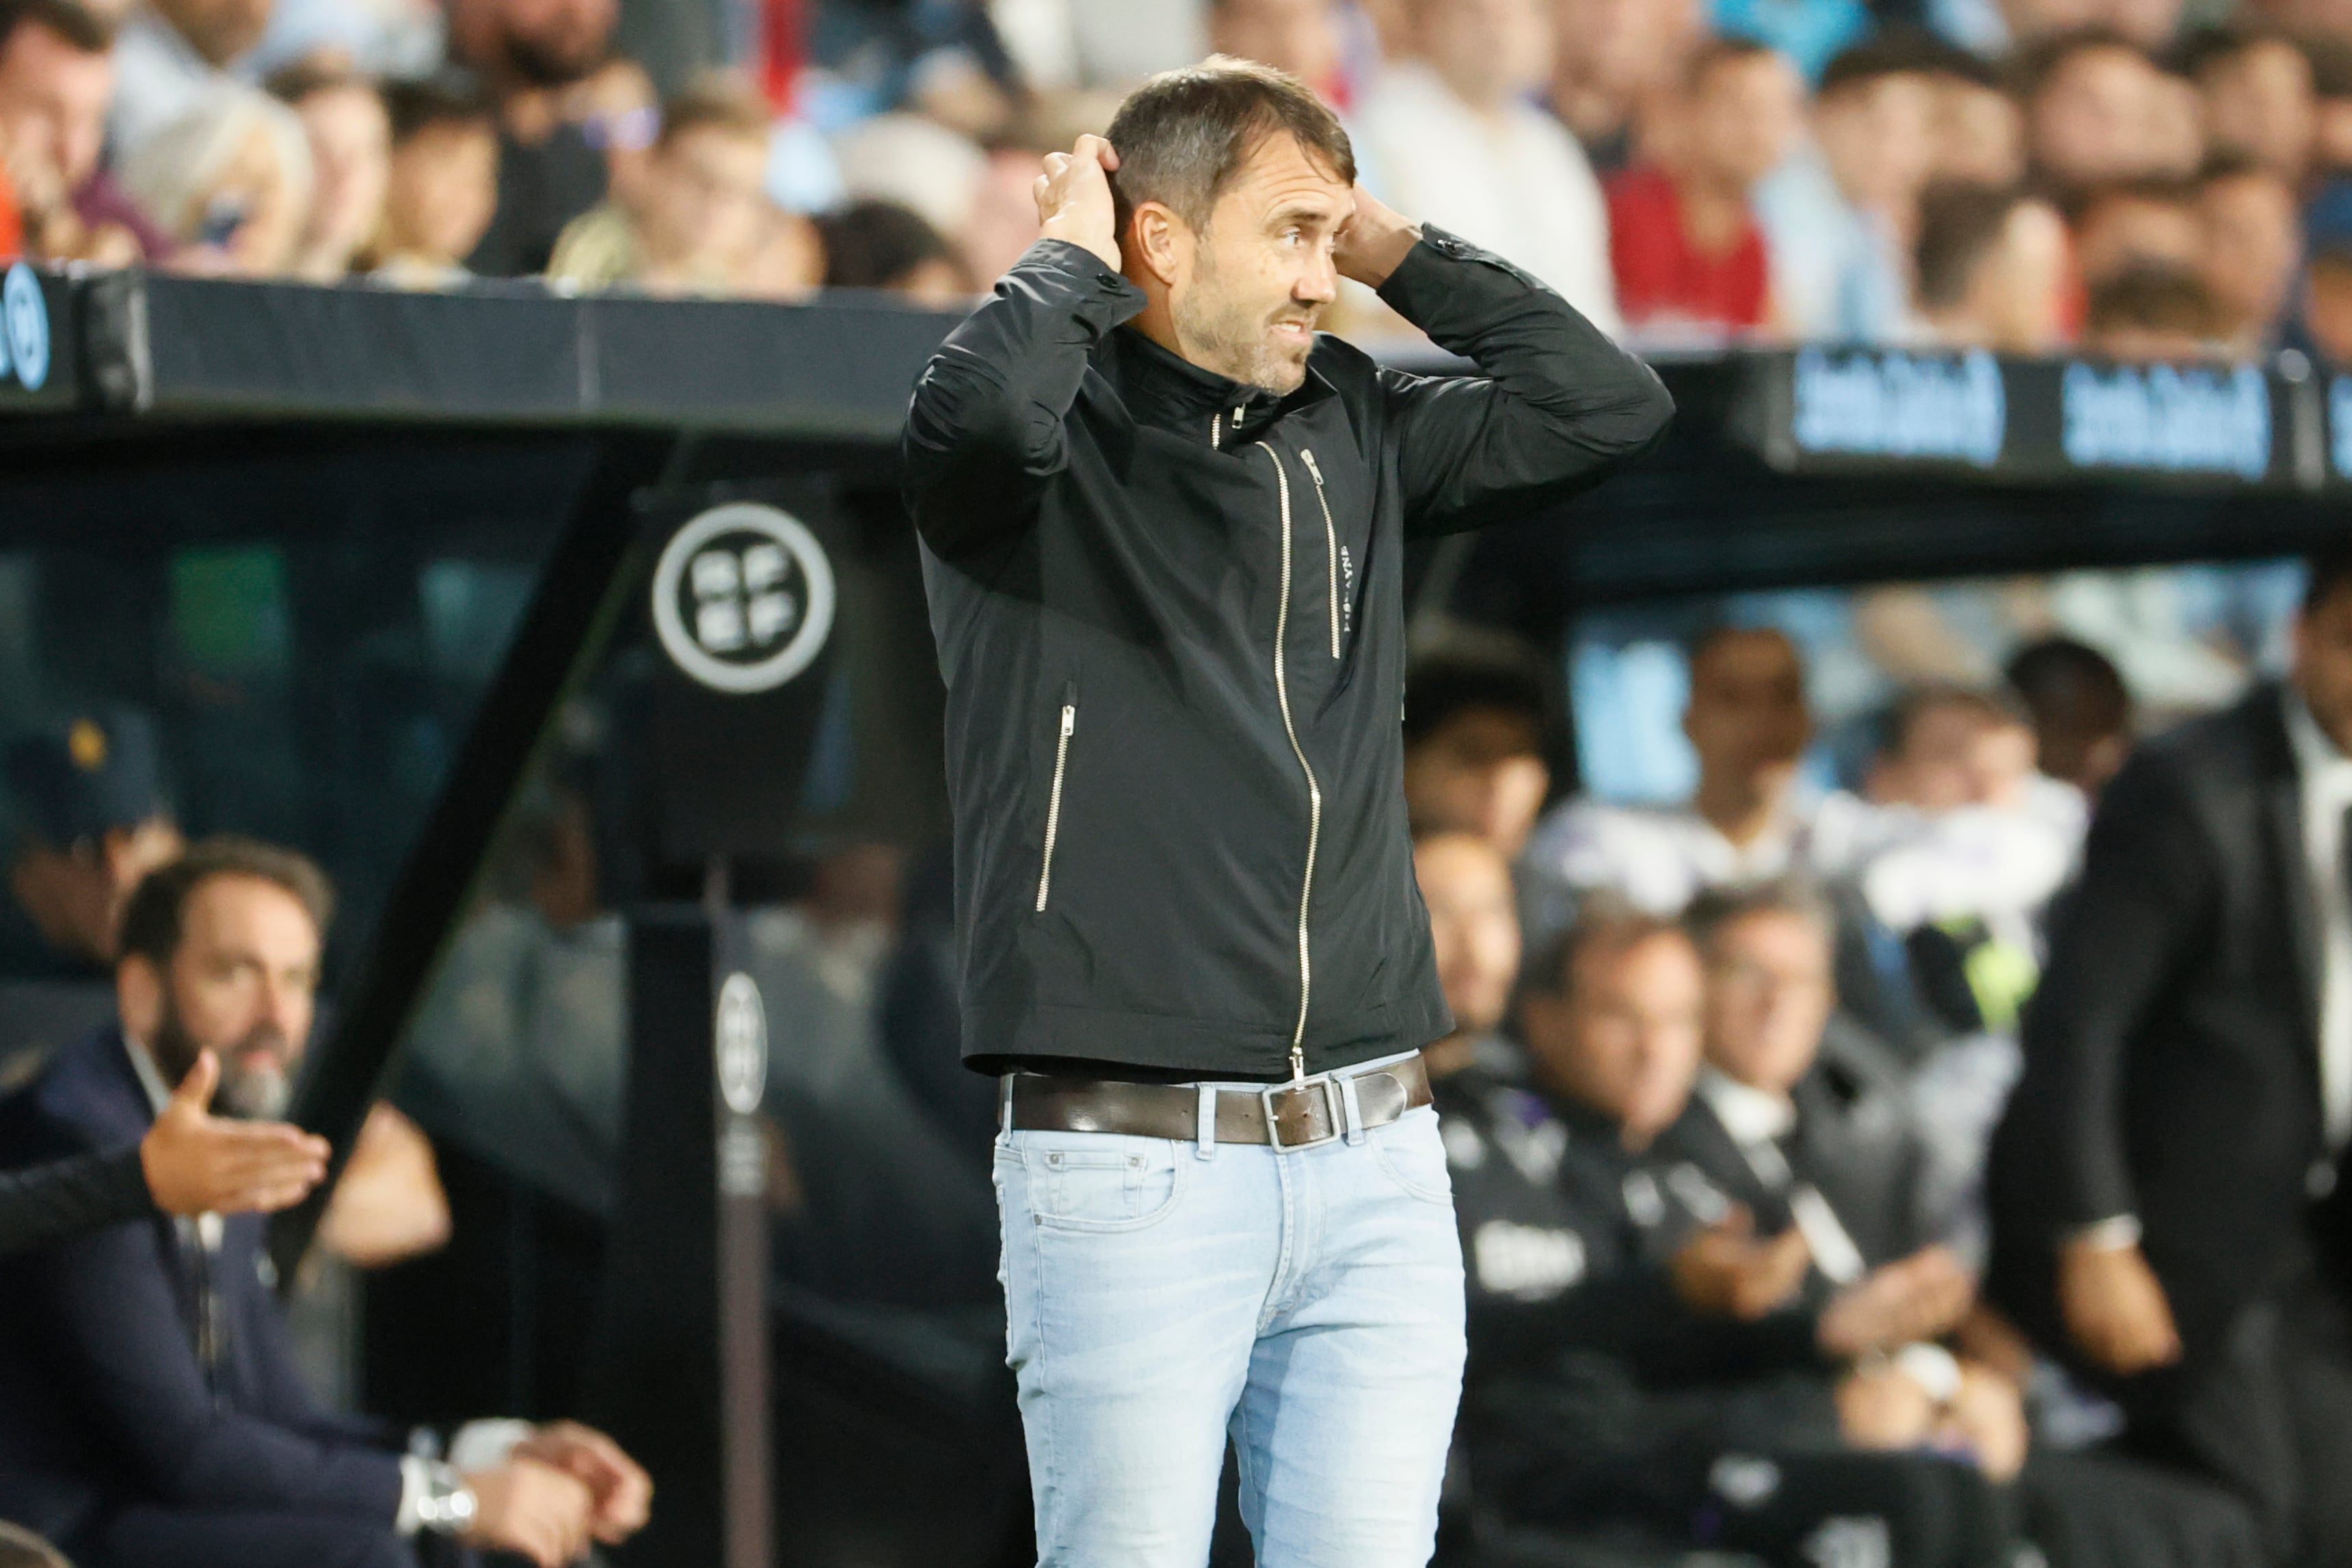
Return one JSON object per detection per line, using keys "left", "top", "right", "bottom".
{"left": 1261, "top": 1076, "right": 1341, "bottom": 1152}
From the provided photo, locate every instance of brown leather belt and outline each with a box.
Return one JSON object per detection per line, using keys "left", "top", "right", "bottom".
{"left": 1006, "top": 1054, "right": 1432, "bottom": 1150}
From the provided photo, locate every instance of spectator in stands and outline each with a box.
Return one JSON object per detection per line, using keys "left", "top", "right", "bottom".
{"left": 1607, "top": 37, "right": 1804, "bottom": 338}
{"left": 1440, "top": 893, "right": 2017, "bottom": 1566}
{"left": 1544, "top": 0, "right": 1703, "bottom": 176}
{"left": 1205, "top": 0, "right": 1347, "bottom": 105}
{"left": 0, "top": 837, "right": 652, "bottom": 1568}
{"left": 2308, "top": 33, "right": 2352, "bottom": 183}
{"left": 1401, "top": 639, "right": 1552, "bottom": 862}
{"left": 814, "top": 198, "right": 971, "bottom": 305}
{"left": 1911, "top": 180, "right": 2072, "bottom": 351}
{"left": 560, "top": 55, "right": 656, "bottom": 207}
{"left": 371, "top": 77, "right": 496, "bottom": 288}
{"left": 2069, "top": 176, "right": 2203, "bottom": 289}
{"left": 445, "top": 0, "right": 612, "bottom": 275}
{"left": 2198, "top": 154, "right": 2302, "bottom": 355}
{"left": 268, "top": 63, "right": 389, "bottom": 283}
{"left": 1525, "top": 625, "right": 1813, "bottom": 923}
{"left": 1929, "top": 46, "right": 2027, "bottom": 185}
{"left": 117, "top": 85, "right": 312, "bottom": 276}
{"left": 2022, "top": 29, "right": 2189, "bottom": 193}
{"left": 2081, "top": 261, "right": 2227, "bottom": 359}
{"left": 1353, "top": 0, "right": 1620, "bottom": 331}
{"left": 1988, "top": 542, "right": 2352, "bottom": 1567}
{"left": 2183, "top": 23, "right": 2316, "bottom": 189}
{"left": 108, "top": 0, "right": 273, "bottom": 155}
{"left": 548, "top": 85, "right": 773, "bottom": 295}
{"left": 2006, "top": 636, "right": 2133, "bottom": 800}
{"left": 0, "top": 712, "right": 183, "bottom": 988}
{"left": 1756, "top": 35, "right": 1936, "bottom": 344}
{"left": 0, "top": 0, "right": 169, "bottom": 263}
{"left": 2304, "top": 180, "right": 2352, "bottom": 363}
{"left": 1413, "top": 831, "right": 1521, "bottom": 1077}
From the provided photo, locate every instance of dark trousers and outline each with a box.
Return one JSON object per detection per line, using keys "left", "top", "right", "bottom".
{"left": 2120, "top": 1275, "right": 2352, "bottom": 1568}
{"left": 74, "top": 1507, "right": 487, "bottom": 1568}
{"left": 2020, "top": 1449, "right": 2265, "bottom": 1568}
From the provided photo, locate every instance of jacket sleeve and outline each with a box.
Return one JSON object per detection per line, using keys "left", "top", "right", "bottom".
{"left": 26, "top": 1220, "right": 404, "bottom": 1519}
{"left": 1374, "top": 226, "right": 1674, "bottom": 539}
{"left": 901, "top": 240, "right": 1149, "bottom": 563}
{"left": 0, "top": 1145, "right": 154, "bottom": 1256}
{"left": 2003, "top": 746, "right": 2217, "bottom": 1236}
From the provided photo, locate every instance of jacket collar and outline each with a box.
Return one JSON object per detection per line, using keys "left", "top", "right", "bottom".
{"left": 1104, "top": 323, "right": 1334, "bottom": 440}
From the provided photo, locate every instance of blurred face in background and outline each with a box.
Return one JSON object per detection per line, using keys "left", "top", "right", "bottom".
{"left": 1685, "top": 630, "right": 1813, "bottom": 808}
{"left": 2033, "top": 44, "right": 2170, "bottom": 189}
{"left": 1682, "top": 51, "right": 1804, "bottom": 190}
{"left": 1404, "top": 705, "right": 1550, "bottom": 859}
{"left": 1523, "top": 928, "right": 1704, "bottom": 1145}
{"left": 293, "top": 83, "right": 390, "bottom": 275}
{"left": 1974, "top": 198, "right": 2072, "bottom": 351}
{"left": 153, "top": 0, "right": 269, "bottom": 66}
{"left": 1933, "top": 75, "right": 2026, "bottom": 186}
{"left": 0, "top": 20, "right": 113, "bottom": 190}
{"left": 1210, "top": 0, "right": 1342, "bottom": 92}
{"left": 383, "top": 119, "right": 497, "bottom": 262}
{"left": 122, "top": 874, "right": 321, "bottom": 1122}
{"left": 2202, "top": 170, "right": 2301, "bottom": 344}
{"left": 1702, "top": 908, "right": 1834, "bottom": 1100}
{"left": 457, "top": 0, "right": 613, "bottom": 90}
{"left": 1415, "top": 834, "right": 1523, "bottom": 1040}
{"left": 1549, "top": 0, "right": 1700, "bottom": 112}
{"left": 638, "top": 121, "right": 771, "bottom": 280}
{"left": 2307, "top": 256, "right": 2352, "bottom": 364}
{"left": 1817, "top": 70, "right": 1937, "bottom": 220}
{"left": 1418, "top": 0, "right": 1551, "bottom": 111}
{"left": 2074, "top": 189, "right": 2204, "bottom": 286}
{"left": 2296, "top": 578, "right": 2352, "bottom": 755}
{"left": 1873, "top": 699, "right": 2034, "bottom": 813}
{"left": 2201, "top": 38, "right": 2315, "bottom": 184}
{"left": 14, "top": 816, "right": 183, "bottom": 966}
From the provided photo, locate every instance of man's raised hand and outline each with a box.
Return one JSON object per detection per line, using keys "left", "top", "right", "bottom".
{"left": 140, "top": 1050, "right": 330, "bottom": 1218}
{"left": 1334, "top": 185, "right": 1422, "bottom": 288}
{"left": 1035, "top": 135, "right": 1122, "bottom": 273}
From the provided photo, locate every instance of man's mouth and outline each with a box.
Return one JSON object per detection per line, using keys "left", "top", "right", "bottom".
{"left": 1270, "top": 318, "right": 1315, "bottom": 346}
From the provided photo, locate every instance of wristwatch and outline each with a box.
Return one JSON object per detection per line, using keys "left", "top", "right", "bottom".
{"left": 413, "top": 1461, "right": 479, "bottom": 1535}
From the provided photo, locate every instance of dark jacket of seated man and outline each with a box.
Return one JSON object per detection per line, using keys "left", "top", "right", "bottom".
{"left": 0, "top": 1024, "right": 412, "bottom": 1567}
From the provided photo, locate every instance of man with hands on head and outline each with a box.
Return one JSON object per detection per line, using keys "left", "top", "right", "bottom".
{"left": 906, "top": 55, "right": 1670, "bottom": 1568}
{"left": 0, "top": 837, "right": 650, "bottom": 1568}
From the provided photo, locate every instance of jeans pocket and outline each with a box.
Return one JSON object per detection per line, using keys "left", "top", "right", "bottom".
{"left": 1024, "top": 1137, "right": 1188, "bottom": 1232}
{"left": 1368, "top": 1109, "right": 1455, "bottom": 1207}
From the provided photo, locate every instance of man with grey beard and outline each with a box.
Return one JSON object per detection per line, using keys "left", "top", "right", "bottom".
{"left": 0, "top": 836, "right": 653, "bottom": 1568}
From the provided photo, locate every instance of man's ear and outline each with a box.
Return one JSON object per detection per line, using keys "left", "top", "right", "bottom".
{"left": 118, "top": 952, "right": 163, "bottom": 1053}
{"left": 1129, "top": 201, "right": 1188, "bottom": 288}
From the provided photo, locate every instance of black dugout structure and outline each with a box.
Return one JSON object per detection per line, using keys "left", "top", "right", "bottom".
{"left": 2, "top": 265, "right": 2350, "bottom": 1567}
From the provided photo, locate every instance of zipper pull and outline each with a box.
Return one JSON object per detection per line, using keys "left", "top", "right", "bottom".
{"left": 1300, "top": 448, "right": 1322, "bottom": 483}
{"left": 1060, "top": 705, "right": 1075, "bottom": 738}
{"left": 1211, "top": 412, "right": 1222, "bottom": 449}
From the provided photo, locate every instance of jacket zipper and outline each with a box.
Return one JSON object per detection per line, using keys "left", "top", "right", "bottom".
{"left": 1211, "top": 411, "right": 1222, "bottom": 450}
{"left": 1255, "top": 442, "right": 1322, "bottom": 1081}
{"left": 1034, "top": 692, "right": 1076, "bottom": 913}
{"left": 1299, "top": 448, "right": 1341, "bottom": 660}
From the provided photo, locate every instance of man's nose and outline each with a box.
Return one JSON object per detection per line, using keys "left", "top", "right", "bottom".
{"left": 1296, "top": 250, "right": 1339, "bottom": 305}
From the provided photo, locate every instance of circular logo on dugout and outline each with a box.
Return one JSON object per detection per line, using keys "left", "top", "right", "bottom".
{"left": 651, "top": 502, "right": 835, "bottom": 694}
{"left": 0, "top": 263, "right": 49, "bottom": 392}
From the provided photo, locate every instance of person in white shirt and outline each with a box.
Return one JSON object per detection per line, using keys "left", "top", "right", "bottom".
{"left": 1352, "top": 0, "right": 1620, "bottom": 332}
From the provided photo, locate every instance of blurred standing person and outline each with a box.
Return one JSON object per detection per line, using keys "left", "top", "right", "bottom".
{"left": 267, "top": 62, "right": 388, "bottom": 282}
{"left": 2005, "top": 638, "right": 2133, "bottom": 802}
{"left": 1988, "top": 543, "right": 2352, "bottom": 1567}
{"left": 904, "top": 57, "right": 1672, "bottom": 1563}
{"left": 444, "top": 0, "right": 611, "bottom": 275}
{"left": 1910, "top": 181, "right": 2072, "bottom": 351}
{"left": 547, "top": 86, "right": 775, "bottom": 294}
{"left": 1545, "top": 0, "right": 1703, "bottom": 176}
{"left": 371, "top": 77, "right": 496, "bottom": 286}
{"left": 1605, "top": 38, "right": 1804, "bottom": 339}
{"left": 1354, "top": 0, "right": 1621, "bottom": 332}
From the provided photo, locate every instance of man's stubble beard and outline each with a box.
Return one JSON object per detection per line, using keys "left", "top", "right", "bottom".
{"left": 1175, "top": 239, "right": 1316, "bottom": 396}
{"left": 153, "top": 1003, "right": 294, "bottom": 1122}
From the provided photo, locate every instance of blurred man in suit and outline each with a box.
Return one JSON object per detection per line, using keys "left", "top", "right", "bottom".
{"left": 0, "top": 836, "right": 650, "bottom": 1568}
{"left": 1988, "top": 545, "right": 2352, "bottom": 1566}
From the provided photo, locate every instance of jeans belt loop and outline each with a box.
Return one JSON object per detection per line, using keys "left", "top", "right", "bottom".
{"left": 1338, "top": 1070, "right": 1367, "bottom": 1146}
{"left": 1196, "top": 1083, "right": 1219, "bottom": 1160}
{"left": 998, "top": 1074, "right": 1015, "bottom": 1146}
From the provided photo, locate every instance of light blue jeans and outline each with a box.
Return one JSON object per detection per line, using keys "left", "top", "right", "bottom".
{"left": 991, "top": 1092, "right": 1467, "bottom": 1567}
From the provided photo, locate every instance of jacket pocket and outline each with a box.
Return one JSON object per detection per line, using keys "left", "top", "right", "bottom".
{"left": 1035, "top": 684, "right": 1078, "bottom": 913}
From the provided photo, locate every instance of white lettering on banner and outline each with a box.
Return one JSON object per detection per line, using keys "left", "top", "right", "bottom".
{"left": 1471, "top": 1220, "right": 1586, "bottom": 1301}
{"left": 1791, "top": 349, "right": 2005, "bottom": 465}
{"left": 2062, "top": 362, "right": 2272, "bottom": 479}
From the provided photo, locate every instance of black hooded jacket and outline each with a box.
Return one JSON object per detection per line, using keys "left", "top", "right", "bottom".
{"left": 904, "top": 230, "right": 1672, "bottom": 1079}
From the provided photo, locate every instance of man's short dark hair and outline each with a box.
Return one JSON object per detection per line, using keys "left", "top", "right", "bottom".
{"left": 2306, "top": 543, "right": 2352, "bottom": 616}
{"left": 2064, "top": 173, "right": 2200, "bottom": 228}
{"left": 0, "top": 0, "right": 112, "bottom": 54}
{"left": 264, "top": 57, "right": 364, "bottom": 105}
{"left": 1914, "top": 181, "right": 2025, "bottom": 310}
{"left": 1523, "top": 891, "right": 1687, "bottom": 1001}
{"left": 656, "top": 81, "right": 769, "bottom": 151}
{"left": 1876, "top": 683, "right": 2029, "bottom": 761}
{"left": 382, "top": 76, "right": 492, "bottom": 147}
{"left": 2171, "top": 21, "right": 2307, "bottom": 82}
{"left": 1817, "top": 27, "right": 1949, "bottom": 98}
{"left": 1104, "top": 55, "right": 1354, "bottom": 234}
{"left": 118, "top": 837, "right": 334, "bottom": 972}
{"left": 1402, "top": 639, "right": 1547, "bottom": 751}
{"left": 1682, "top": 35, "right": 1778, "bottom": 96}
{"left": 2010, "top": 26, "right": 2155, "bottom": 106}
{"left": 2084, "top": 262, "right": 2223, "bottom": 340}
{"left": 818, "top": 199, "right": 961, "bottom": 291}
{"left": 1683, "top": 878, "right": 1836, "bottom": 960}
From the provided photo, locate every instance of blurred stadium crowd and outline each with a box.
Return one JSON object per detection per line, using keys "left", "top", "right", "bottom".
{"left": 10, "top": 0, "right": 2352, "bottom": 357}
